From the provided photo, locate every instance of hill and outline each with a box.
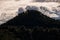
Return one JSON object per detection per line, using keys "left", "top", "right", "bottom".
{"left": 1, "top": 10, "right": 60, "bottom": 28}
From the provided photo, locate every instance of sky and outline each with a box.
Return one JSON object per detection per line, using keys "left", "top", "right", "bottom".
{"left": 0, "top": 0, "right": 60, "bottom": 2}
{"left": 0, "top": 0, "right": 60, "bottom": 25}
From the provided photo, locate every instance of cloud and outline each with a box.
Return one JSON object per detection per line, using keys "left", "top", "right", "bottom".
{"left": 33, "top": 0, "right": 45, "bottom": 2}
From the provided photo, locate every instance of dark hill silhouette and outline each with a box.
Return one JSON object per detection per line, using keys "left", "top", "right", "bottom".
{"left": 1, "top": 10, "right": 60, "bottom": 27}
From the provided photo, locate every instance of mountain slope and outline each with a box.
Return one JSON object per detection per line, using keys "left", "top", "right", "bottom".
{"left": 0, "top": 2, "right": 60, "bottom": 25}
{"left": 1, "top": 10, "right": 60, "bottom": 27}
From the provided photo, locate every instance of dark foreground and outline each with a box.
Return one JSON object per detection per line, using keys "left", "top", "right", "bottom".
{"left": 0, "top": 25, "right": 60, "bottom": 40}
{"left": 0, "top": 10, "right": 60, "bottom": 40}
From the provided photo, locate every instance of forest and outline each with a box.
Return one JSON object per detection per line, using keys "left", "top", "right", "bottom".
{"left": 0, "top": 10, "right": 60, "bottom": 40}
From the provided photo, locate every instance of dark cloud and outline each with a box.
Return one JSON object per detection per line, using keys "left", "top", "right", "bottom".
{"left": 33, "top": 0, "right": 60, "bottom": 2}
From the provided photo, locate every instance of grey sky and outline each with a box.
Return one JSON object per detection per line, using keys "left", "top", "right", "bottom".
{"left": 33, "top": 0, "right": 60, "bottom": 2}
